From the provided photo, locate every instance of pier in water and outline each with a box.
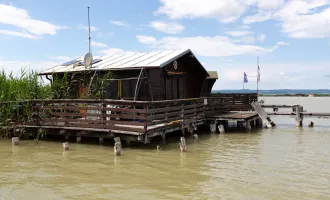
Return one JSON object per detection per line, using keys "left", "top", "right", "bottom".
{"left": 0, "top": 97, "right": 330, "bottom": 199}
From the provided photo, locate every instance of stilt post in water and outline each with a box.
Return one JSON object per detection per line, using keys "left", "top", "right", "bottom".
{"left": 246, "top": 121, "right": 252, "bottom": 132}
{"left": 99, "top": 137, "right": 104, "bottom": 144}
{"left": 179, "top": 137, "right": 186, "bottom": 152}
{"left": 295, "top": 106, "right": 303, "bottom": 127}
{"left": 76, "top": 133, "right": 82, "bottom": 143}
{"left": 114, "top": 137, "right": 121, "bottom": 156}
{"left": 63, "top": 142, "right": 69, "bottom": 151}
{"left": 218, "top": 124, "right": 225, "bottom": 133}
{"left": 12, "top": 137, "right": 19, "bottom": 145}
{"left": 161, "top": 132, "right": 166, "bottom": 144}
{"left": 210, "top": 122, "right": 216, "bottom": 133}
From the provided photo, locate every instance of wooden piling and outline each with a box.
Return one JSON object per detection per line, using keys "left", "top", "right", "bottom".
{"left": 295, "top": 105, "right": 303, "bottom": 127}
{"left": 114, "top": 137, "right": 121, "bottom": 156}
{"left": 210, "top": 122, "right": 216, "bottom": 133}
{"left": 76, "top": 134, "right": 82, "bottom": 143}
{"left": 218, "top": 124, "right": 225, "bottom": 133}
{"left": 12, "top": 137, "right": 19, "bottom": 145}
{"left": 63, "top": 142, "right": 69, "bottom": 151}
{"left": 246, "top": 121, "right": 252, "bottom": 132}
{"left": 99, "top": 137, "right": 104, "bottom": 144}
{"left": 65, "top": 135, "right": 70, "bottom": 142}
{"left": 179, "top": 137, "right": 186, "bottom": 152}
{"left": 161, "top": 133, "right": 166, "bottom": 144}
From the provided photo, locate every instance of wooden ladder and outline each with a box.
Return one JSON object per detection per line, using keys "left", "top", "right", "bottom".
{"left": 251, "top": 102, "right": 275, "bottom": 128}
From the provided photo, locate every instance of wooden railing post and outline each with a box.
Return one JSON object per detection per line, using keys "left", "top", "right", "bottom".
{"left": 144, "top": 104, "right": 149, "bottom": 134}
{"left": 102, "top": 100, "right": 106, "bottom": 129}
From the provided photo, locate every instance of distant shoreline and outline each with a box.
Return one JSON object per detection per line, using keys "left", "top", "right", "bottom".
{"left": 212, "top": 90, "right": 330, "bottom": 97}
{"left": 259, "top": 94, "right": 330, "bottom": 97}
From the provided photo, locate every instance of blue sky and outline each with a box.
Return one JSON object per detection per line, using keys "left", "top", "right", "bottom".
{"left": 1, "top": 0, "right": 330, "bottom": 89}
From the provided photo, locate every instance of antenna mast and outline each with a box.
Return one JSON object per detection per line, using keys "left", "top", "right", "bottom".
{"left": 88, "top": 6, "right": 91, "bottom": 54}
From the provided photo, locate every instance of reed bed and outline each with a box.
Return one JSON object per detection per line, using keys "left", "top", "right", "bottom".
{"left": 0, "top": 68, "right": 112, "bottom": 138}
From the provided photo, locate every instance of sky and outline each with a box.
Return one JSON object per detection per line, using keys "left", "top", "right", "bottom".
{"left": 0, "top": 0, "right": 330, "bottom": 90}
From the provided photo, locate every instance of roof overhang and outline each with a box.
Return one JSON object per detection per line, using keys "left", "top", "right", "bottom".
{"left": 38, "top": 49, "right": 210, "bottom": 77}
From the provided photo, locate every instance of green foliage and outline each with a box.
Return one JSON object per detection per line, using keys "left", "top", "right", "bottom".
{"left": 0, "top": 68, "right": 113, "bottom": 138}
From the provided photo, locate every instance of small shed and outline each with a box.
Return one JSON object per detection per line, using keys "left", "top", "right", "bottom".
{"left": 201, "top": 71, "right": 218, "bottom": 97}
{"left": 39, "top": 49, "right": 209, "bottom": 101}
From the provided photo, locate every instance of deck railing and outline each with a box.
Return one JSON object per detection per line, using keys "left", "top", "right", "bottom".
{"left": 210, "top": 93, "right": 257, "bottom": 111}
{"left": 2, "top": 93, "right": 257, "bottom": 134}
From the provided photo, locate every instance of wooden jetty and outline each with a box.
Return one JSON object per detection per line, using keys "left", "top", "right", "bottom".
{"left": 7, "top": 93, "right": 260, "bottom": 144}
{"left": 261, "top": 104, "right": 330, "bottom": 126}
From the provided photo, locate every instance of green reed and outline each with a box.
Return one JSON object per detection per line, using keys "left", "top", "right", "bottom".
{"left": 0, "top": 68, "right": 112, "bottom": 138}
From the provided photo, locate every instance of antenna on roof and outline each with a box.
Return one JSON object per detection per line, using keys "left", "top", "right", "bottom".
{"left": 84, "top": 6, "right": 93, "bottom": 69}
{"left": 88, "top": 6, "right": 91, "bottom": 54}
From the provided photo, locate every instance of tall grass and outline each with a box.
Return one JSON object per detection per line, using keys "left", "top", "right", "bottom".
{"left": 0, "top": 68, "right": 112, "bottom": 138}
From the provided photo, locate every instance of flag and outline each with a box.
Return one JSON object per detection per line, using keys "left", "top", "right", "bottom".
{"left": 257, "top": 65, "right": 260, "bottom": 82}
{"left": 244, "top": 72, "right": 248, "bottom": 83}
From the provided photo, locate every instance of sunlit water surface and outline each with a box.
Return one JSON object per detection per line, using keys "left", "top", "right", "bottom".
{"left": 0, "top": 97, "right": 329, "bottom": 200}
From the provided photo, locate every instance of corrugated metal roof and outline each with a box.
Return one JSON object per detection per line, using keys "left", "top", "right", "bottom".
{"left": 39, "top": 49, "right": 204, "bottom": 75}
{"left": 207, "top": 71, "right": 218, "bottom": 79}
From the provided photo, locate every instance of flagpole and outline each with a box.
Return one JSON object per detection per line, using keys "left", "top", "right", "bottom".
{"left": 243, "top": 72, "right": 244, "bottom": 90}
{"left": 257, "top": 57, "right": 259, "bottom": 95}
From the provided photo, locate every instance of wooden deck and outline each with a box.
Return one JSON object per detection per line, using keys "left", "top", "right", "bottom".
{"left": 3, "top": 93, "right": 258, "bottom": 143}
{"left": 207, "top": 112, "right": 259, "bottom": 121}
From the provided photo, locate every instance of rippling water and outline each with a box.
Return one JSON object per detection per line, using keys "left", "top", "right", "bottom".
{"left": 1, "top": 97, "right": 330, "bottom": 200}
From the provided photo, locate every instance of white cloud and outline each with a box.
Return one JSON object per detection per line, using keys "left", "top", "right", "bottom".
{"left": 91, "top": 41, "right": 107, "bottom": 48}
{"left": 244, "top": 0, "right": 330, "bottom": 39}
{"left": 136, "top": 34, "right": 281, "bottom": 57}
{"left": 278, "top": 7, "right": 330, "bottom": 39}
{"left": 225, "top": 30, "right": 252, "bottom": 37}
{"left": 136, "top": 35, "right": 157, "bottom": 44}
{"left": 208, "top": 60, "right": 330, "bottom": 89}
{"left": 276, "top": 41, "right": 289, "bottom": 46}
{"left": 110, "top": 20, "right": 130, "bottom": 27}
{"left": 253, "top": 0, "right": 286, "bottom": 10}
{"left": 240, "top": 25, "right": 250, "bottom": 29}
{"left": 96, "top": 32, "right": 114, "bottom": 37}
{"left": 0, "top": 4, "right": 65, "bottom": 36}
{"left": 0, "top": 60, "right": 57, "bottom": 76}
{"left": 154, "top": 0, "right": 248, "bottom": 23}
{"left": 231, "top": 33, "right": 266, "bottom": 44}
{"left": 258, "top": 33, "right": 266, "bottom": 42}
{"left": 150, "top": 21, "right": 185, "bottom": 34}
{"left": 0, "top": 30, "right": 39, "bottom": 39}
{"left": 99, "top": 48, "right": 136, "bottom": 56}
{"left": 243, "top": 11, "right": 272, "bottom": 24}
{"left": 78, "top": 25, "right": 99, "bottom": 32}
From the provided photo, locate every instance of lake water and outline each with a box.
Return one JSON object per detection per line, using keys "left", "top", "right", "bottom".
{"left": 1, "top": 97, "right": 330, "bottom": 200}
